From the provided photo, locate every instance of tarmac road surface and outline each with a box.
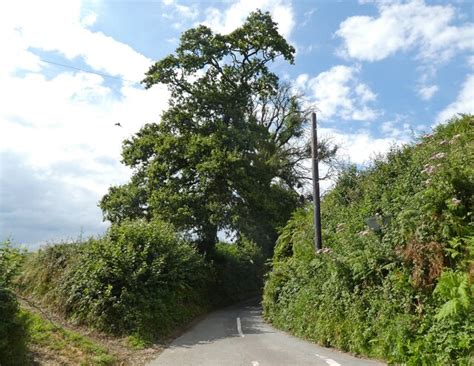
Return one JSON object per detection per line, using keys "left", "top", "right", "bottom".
{"left": 148, "top": 299, "right": 385, "bottom": 366}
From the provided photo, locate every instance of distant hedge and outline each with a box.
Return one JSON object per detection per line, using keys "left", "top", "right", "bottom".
{"left": 263, "top": 115, "right": 474, "bottom": 364}
{"left": 213, "top": 238, "right": 265, "bottom": 302}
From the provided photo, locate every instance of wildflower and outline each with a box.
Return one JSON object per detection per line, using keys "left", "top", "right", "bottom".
{"left": 425, "top": 179, "right": 432, "bottom": 185}
{"left": 452, "top": 197, "right": 461, "bottom": 206}
{"left": 336, "top": 223, "right": 345, "bottom": 232}
{"left": 430, "top": 152, "right": 446, "bottom": 160}
{"left": 449, "top": 134, "right": 461, "bottom": 144}
{"left": 422, "top": 165, "right": 435, "bottom": 175}
{"left": 358, "top": 229, "right": 370, "bottom": 237}
{"left": 317, "top": 247, "right": 333, "bottom": 255}
{"left": 439, "top": 140, "right": 447, "bottom": 145}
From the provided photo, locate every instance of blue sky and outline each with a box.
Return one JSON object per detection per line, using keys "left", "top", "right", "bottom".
{"left": 1, "top": 0, "right": 473, "bottom": 248}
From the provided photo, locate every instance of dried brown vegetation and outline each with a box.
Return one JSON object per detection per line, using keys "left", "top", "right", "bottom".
{"left": 397, "top": 240, "right": 444, "bottom": 288}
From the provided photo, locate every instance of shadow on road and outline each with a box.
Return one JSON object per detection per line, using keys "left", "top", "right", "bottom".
{"left": 168, "top": 299, "right": 274, "bottom": 349}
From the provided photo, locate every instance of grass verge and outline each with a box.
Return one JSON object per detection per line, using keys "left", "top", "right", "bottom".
{"left": 22, "top": 308, "right": 116, "bottom": 365}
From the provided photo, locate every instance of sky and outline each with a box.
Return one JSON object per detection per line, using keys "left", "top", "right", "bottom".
{"left": 1, "top": 0, "right": 473, "bottom": 249}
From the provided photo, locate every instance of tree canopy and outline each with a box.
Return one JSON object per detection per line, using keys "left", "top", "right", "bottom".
{"left": 100, "top": 10, "right": 335, "bottom": 254}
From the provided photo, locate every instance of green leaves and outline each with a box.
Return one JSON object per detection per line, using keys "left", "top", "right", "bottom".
{"left": 0, "top": 241, "right": 28, "bottom": 364}
{"left": 263, "top": 115, "right": 474, "bottom": 364}
{"left": 101, "top": 10, "right": 310, "bottom": 254}
{"left": 434, "top": 270, "right": 471, "bottom": 320}
{"left": 0, "top": 240, "right": 24, "bottom": 287}
{"left": 212, "top": 238, "right": 265, "bottom": 302}
{"left": 18, "top": 220, "right": 212, "bottom": 340}
{"left": 16, "top": 222, "right": 267, "bottom": 343}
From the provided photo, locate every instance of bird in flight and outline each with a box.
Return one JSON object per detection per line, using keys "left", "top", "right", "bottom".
{"left": 115, "top": 122, "right": 122, "bottom": 127}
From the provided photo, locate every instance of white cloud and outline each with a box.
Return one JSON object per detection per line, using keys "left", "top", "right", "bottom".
{"left": 301, "top": 8, "right": 315, "bottom": 28}
{"left": 0, "top": 151, "right": 110, "bottom": 248}
{"left": 468, "top": 56, "right": 474, "bottom": 69}
{"left": 436, "top": 74, "right": 474, "bottom": 124}
{"left": 81, "top": 12, "right": 98, "bottom": 27}
{"left": 355, "top": 83, "right": 376, "bottom": 103}
{"left": 202, "top": 0, "right": 295, "bottom": 39}
{"left": 160, "top": 0, "right": 199, "bottom": 29}
{"left": 0, "top": 0, "right": 152, "bottom": 81}
{"left": 177, "top": 4, "right": 199, "bottom": 19}
{"left": 0, "top": 71, "right": 169, "bottom": 186}
{"left": 170, "top": 3, "right": 199, "bottom": 20}
{"left": 336, "top": 0, "right": 474, "bottom": 63}
{"left": 321, "top": 127, "right": 403, "bottom": 165}
{"left": 418, "top": 84, "right": 438, "bottom": 100}
{"left": 293, "top": 73, "right": 307, "bottom": 86}
{"left": 379, "top": 114, "right": 420, "bottom": 139}
{"left": 0, "top": 0, "right": 171, "bottom": 247}
{"left": 298, "top": 65, "right": 379, "bottom": 121}
{"left": 299, "top": 124, "right": 403, "bottom": 194}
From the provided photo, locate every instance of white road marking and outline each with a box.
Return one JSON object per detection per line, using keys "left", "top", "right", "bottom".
{"left": 236, "top": 317, "right": 244, "bottom": 337}
{"left": 251, "top": 362, "right": 259, "bottom": 366}
{"left": 315, "top": 353, "right": 342, "bottom": 366}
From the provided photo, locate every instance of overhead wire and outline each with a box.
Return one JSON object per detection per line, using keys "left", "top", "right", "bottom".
{"left": 39, "top": 58, "right": 142, "bottom": 86}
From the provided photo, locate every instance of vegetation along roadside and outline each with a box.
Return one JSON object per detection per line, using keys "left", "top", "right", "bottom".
{"left": 1, "top": 8, "right": 472, "bottom": 365}
{"left": 263, "top": 114, "right": 473, "bottom": 365}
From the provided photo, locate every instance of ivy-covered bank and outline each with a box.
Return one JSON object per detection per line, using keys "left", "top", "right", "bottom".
{"left": 263, "top": 115, "right": 473, "bottom": 365}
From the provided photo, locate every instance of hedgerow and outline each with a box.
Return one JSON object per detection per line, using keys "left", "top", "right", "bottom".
{"left": 17, "top": 219, "right": 264, "bottom": 343}
{"left": 213, "top": 238, "right": 265, "bottom": 302}
{"left": 263, "top": 114, "right": 474, "bottom": 364}
{"left": 0, "top": 241, "right": 28, "bottom": 365}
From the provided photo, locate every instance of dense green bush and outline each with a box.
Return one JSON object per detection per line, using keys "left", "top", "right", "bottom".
{"left": 213, "top": 238, "right": 265, "bottom": 302}
{"left": 18, "top": 220, "right": 265, "bottom": 342}
{"left": 19, "top": 220, "right": 211, "bottom": 341}
{"left": 0, "top": 241, "right": 28, "bottom": 365}
{"left": 63, "top": 219, "right": 215, "bottom": 339}
{"left": 263, "top": 115, "right": 474, "bottom": 364}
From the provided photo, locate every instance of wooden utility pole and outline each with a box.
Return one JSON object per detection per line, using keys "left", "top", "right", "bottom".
{"left": 311, "top": 112, "right": 322, "bottom": 251}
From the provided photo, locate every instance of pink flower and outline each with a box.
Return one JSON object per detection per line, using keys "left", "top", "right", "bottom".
{"left": 422, "top": 165, "right": 435, "bottom": 175}
{"left": 430, "top": 152, "right": 446, "bottom": 160}
{"left": 317, "top": 247, "right": 333, "bottom": 255}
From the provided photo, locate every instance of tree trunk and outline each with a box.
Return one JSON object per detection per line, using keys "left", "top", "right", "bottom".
{"left": 199, "top": 224, "right": 218, "bottom": 256}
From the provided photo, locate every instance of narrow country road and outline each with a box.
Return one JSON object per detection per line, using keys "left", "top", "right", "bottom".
{"left": 148, "top": 300, "right": 385, "bottom": 366}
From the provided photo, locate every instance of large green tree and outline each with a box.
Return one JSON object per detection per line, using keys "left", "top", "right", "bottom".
{"left": 100, "top": 11, "right": 333, "bottom": 254}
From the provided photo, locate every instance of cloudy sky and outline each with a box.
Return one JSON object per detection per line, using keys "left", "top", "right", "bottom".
{"left": 1, "top": 0, "right": 473, "bottom": 248}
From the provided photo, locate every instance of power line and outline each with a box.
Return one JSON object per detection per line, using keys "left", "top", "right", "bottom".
{"left": 39, "top": 58, "right": 142, "bottom": 86}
